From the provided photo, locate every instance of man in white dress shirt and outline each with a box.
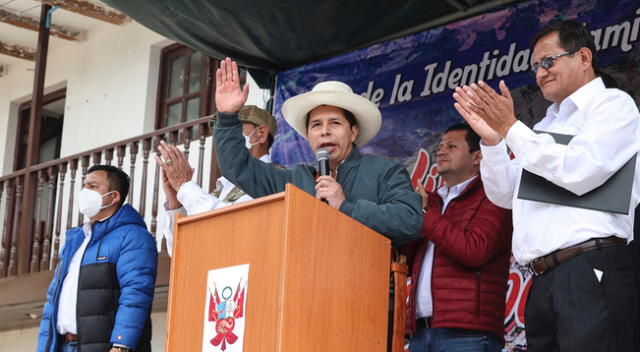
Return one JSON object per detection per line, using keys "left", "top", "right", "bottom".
{"left": 156, "top": 105, "right": 277, "bottom": 256}
{"left": 452, "top": 20, "right": 640, "bottom": 352}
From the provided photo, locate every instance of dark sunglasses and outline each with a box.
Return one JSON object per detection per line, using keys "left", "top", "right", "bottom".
{"left": 531, "top": 50, "right": 576, "bottom": 74}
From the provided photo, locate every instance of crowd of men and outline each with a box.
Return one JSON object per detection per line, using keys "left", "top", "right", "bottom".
{"left": 36, "top": 19, "right": 640, "bottom": 352}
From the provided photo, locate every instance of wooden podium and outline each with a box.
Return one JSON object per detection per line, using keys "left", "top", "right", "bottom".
{"left": 166, "top": 184, "right": 392, "bottom": 351}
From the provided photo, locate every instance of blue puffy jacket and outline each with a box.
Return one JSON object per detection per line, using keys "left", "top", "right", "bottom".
{"left": 37, "top": 204, "right": 158, "bottom": 352}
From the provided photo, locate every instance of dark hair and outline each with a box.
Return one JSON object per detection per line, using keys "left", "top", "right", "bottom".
{"left": 305, "top": 106, "right": 358, "bottom": 129}
{"left": 87, "top": 165, "right": 130, "bottom": 207}
{"left": 267, "top": 133, "right": 274, "bottom": 148}
{"left": 444, "top": 123, "right": 480, "bottom": 153}
{"left": 531, "top": 20, "right": 597, "bottom": 70}
{"left": 342, "top": 109, "right": 358, "bottom": 127}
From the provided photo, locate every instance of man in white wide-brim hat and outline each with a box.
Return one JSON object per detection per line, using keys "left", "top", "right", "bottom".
{"left": 212, "top": 57, "right": 422, "bottom": 246}
{"left": 281, "top": 80, "right": 382, "bottom": 162}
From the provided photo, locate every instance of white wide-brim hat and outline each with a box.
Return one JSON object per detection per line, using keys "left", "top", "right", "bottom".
{"left": 282, "top": 81, "right": 382, "bottom": 146}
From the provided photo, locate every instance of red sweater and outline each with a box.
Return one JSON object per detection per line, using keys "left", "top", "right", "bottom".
{"left": 404, "top": 177, "right": 512, "bottom": 339}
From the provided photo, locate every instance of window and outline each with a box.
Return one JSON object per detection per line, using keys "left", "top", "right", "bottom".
{"left": 14, "top": 89, "right": 66, "bottom": 171}
{"left": 155, "top": 44, "right": 248, "bottom": 129}
{"left": 156, "top": 44, "right": 217, "bottom": 129}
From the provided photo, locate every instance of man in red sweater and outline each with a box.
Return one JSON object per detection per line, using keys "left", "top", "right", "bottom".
{"left": 405, "top": 123, "right": 512, "bottom": 352}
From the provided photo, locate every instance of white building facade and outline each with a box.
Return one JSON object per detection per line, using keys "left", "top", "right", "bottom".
{"left": 0, "top": 3, "right": 268, "bottom": 349}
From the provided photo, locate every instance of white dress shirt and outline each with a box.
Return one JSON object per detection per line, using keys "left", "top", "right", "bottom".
{"left": 56, "top": 222, "right": 92, "bottom": 334}
{"left": 159, "top": 153, "right": 271, "bottom": 256}
{"left": 415, "top": 175, "right": 477, "bottom": 319}
{"left": 480, "top": 77, "right": 640, "bottom": 264}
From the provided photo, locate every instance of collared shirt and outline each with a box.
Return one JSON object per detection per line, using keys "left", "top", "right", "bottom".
{"left": 480, "top": 77, "right": 640, "bottom": 264}
{"left": 415, "top": 175, "right": 477, "bottom": 318}
{"left": 56, "top": 222, "right": 92, "bottom": 334}
{"left": 159, "top": 153, "right": 271, "bottom": 256}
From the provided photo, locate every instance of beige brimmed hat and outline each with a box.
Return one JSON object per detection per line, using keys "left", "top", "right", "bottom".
{"left": 238, "top": 105, "right": 277, "bottom": 137}
{"left": 281, "top": 81, "right": 382, "bottom": 146}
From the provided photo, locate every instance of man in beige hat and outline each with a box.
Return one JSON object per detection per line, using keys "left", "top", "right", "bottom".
{"left": 212, "top": 57, "right": 422, "bottom": 246}
{"left": 156, "top": 104, "right": 277, "bottom": 256}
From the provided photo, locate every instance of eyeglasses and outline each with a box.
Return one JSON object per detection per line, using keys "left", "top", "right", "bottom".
{"left": 531, "top": 50, "right": 576, "bottom": 74}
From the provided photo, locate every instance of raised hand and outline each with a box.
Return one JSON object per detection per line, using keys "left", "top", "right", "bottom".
{"left": 453, "top": 86, "right": 502, "bottom": 146}
{"left": 215, "top": 57, "right": 249, "bottom": 113}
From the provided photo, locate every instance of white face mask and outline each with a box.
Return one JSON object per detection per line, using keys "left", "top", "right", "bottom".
{"left": 244, "top": 127, "right": 259, "bottom": 150}
{"left": 78, "top": 189, "right": 115, "bottom": 219}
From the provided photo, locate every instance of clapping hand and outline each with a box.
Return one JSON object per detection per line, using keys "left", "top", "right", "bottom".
{"left": 453, "top": 80, "right": 516, "bottom": 145}
{"left": 155, "top": 141, "right": 194, "bottom": 194}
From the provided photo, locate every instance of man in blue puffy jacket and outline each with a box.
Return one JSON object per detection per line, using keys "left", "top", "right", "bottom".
{"left": 37, "top": 165, "right": 158, "bottom": 352}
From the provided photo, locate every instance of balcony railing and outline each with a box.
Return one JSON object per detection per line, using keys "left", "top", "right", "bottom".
{"left": 0, "top": 116, "right": 219, "bottom": 278}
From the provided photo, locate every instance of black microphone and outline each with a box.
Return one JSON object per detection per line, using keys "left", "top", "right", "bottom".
{"left": 316, "top": 147, "right": 330, "bottom": 177}
{"left": 316, "top": 148, "right": 330, "bottom": 204}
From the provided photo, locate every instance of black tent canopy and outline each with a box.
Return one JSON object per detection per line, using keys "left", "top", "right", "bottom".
{"left": 102, "top": 0, "right": 523, "bottom": 76}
